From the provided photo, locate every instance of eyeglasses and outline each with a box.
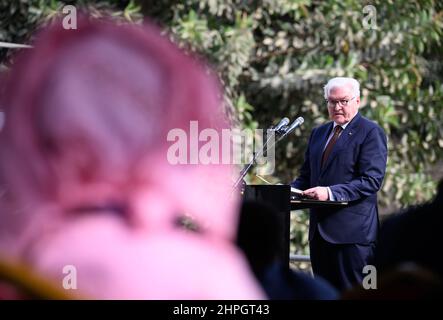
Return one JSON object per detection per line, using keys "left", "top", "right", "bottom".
{"left": 326, "top": 96, "right": 356, "bottom": 107}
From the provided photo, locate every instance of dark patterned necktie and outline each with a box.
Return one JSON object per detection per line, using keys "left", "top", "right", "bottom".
{"left": 321, "top": 125, "right": 343, "bottom": 168}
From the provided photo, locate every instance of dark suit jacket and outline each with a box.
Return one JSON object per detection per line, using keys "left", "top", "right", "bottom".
{"left": 291, "top": 113, "right": 388, "bottom": 245}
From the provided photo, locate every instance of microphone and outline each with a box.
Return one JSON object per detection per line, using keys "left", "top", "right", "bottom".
{"left": 280, "top": 117, "right": 304, "bottom": 138}
{"left": 272, "top": 117, "right": 290, "bottom": 134}
{"left": 232, "top": 116, "right": 304, "bottom": 191}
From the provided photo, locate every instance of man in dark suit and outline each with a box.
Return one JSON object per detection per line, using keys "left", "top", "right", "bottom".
{"left": 291, "top": 77, "right": 388, "bottom": 291}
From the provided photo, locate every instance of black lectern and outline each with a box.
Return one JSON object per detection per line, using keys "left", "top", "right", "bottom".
{"left": 242, "top": 185, "right": 291, "bottom": 269}
{"left": 242, "top": 184, "right": 348, "bottom": 269}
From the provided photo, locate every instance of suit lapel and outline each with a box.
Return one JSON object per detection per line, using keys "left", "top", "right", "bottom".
{"left": 320, "top": 113, "right": 362, "bottom": 174}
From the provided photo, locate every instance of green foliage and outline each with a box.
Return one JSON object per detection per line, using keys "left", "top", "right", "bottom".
{"left": 141, "top": 0, "right": 443, "bottom": 255}
{"left": 154, "top": 0, "right": 443, "bottom": 210}
{"left": 0, "top": 0, "right": 141, "bottom": 62}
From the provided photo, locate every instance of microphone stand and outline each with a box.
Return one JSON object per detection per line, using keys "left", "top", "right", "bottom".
{"left": 232, "top": 128, "right": 280, "bottom": 192}
{"left": 231, "top": 117, "right": 304, "bottom": 193}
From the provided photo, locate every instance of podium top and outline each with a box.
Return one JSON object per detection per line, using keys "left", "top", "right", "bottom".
{"left": 290, "top": 197, "right": 348, "bottom": 210}
{"left": 241, "top": 185, "right": 348, "bottom": 210}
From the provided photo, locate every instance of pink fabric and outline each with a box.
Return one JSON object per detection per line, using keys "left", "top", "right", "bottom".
{"left": 0, "top": 18, "right": 264, "bottom": 299}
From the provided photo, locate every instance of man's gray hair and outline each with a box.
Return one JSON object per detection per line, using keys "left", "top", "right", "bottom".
{"left": 324, "top": 77, "right": 360, "bottom": 99}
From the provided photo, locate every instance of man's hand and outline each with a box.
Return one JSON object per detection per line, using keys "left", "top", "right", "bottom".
{"left": 302, "top": 187, "right": 329, "bottom": 201}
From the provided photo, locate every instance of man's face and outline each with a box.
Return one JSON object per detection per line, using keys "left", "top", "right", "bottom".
{"left": 327, "top": 85, "right": 360, "bottom": 125}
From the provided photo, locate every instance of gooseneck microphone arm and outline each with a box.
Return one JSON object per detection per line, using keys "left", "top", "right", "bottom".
{"left": 274, "top": 116, "right": 304, "bottom": 145}
{"left": 232, "top": 127, "right": 278, "bottom": 190}
{"left": 232, "top": 117, "right": 303, "bottom": 191}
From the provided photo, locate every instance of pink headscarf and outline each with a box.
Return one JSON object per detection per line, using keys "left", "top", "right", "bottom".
{"left": 0, "top": 17, "right": 264, "bottom": 299}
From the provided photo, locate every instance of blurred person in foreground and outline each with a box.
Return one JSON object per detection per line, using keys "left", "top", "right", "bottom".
{"left": 375, "top": 179, "right": 443, "bottom": 278}
{"left": 370, "top": 178, "right": 443, "bottom": 298}
{"left": 0, "top": 17, "right": 264, "bottom": 299}
{"left": 342, "top": 179, "right": 443, "bottom": 299}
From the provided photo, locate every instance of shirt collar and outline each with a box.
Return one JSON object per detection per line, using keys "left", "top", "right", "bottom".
{"left": 332, "top": 112, "right": 359, "bottom": 130}
{"left": 333, "top": 122, "right": 349, "bottom": 130}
